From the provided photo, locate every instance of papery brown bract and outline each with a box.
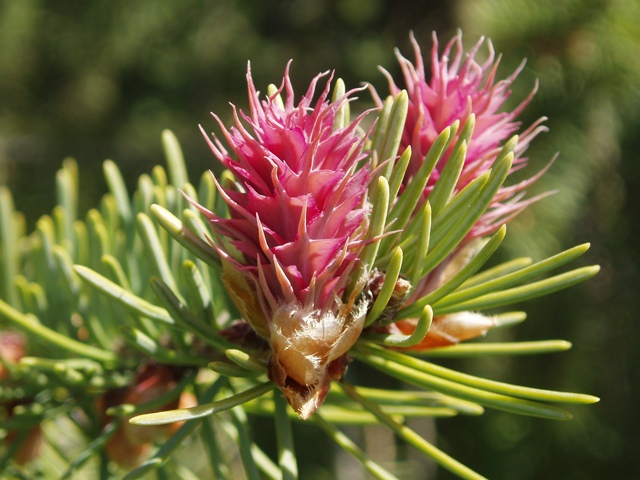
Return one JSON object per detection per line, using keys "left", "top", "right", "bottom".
{"left": 0, "top": 332, "right": 42, "bottom": 465}
{"left": 0, "top": 331, "right": 26, "bottom": 380}
{"left": 4, "top": 425, "right": 43, "bottom": 466}
{"left": 104, "top": 364, "right": 196, "bottom": 467}
{"left": 394, "top": 312, "right": 498, "bottom": 349}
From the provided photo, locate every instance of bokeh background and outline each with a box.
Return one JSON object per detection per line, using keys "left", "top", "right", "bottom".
{"left": 1, "top": 0, "right": 638, "bottom": 478}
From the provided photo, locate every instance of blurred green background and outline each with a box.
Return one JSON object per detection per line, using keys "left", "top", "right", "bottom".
{"left": 0, "top": 0, "right": 638, "bottom": 478}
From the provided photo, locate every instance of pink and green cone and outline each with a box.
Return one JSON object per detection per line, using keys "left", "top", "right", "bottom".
{"left": 194, "top": 64, "right": 374, "bottom": 418}
{"left": 373, "top": 32, "right": 554, "bottom": 349}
